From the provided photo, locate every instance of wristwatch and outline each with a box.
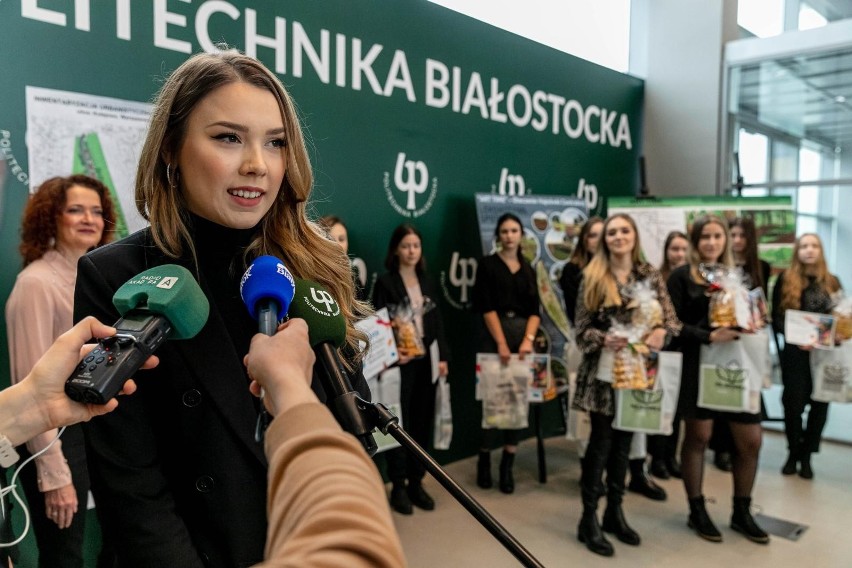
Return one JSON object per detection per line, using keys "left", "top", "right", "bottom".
{"left": 0, "top": 434, "right": 20, "bottom": 468}
{"left": 525, "top": 333, "right": 536, "bottom": 342}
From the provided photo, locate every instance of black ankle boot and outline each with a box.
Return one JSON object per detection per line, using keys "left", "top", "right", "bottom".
{"left": 666, "top": 457, "right": 682, "bottom": 479}
{"left": 687, "top": 496, "right": 722, "bottom": 542}
{"left": 577, "top": 509, "right": 614, "bottom": 556}
{"left": 407, "top": 482, "right": 435, "bottom": 511}
{"left": 602, "top": 503, "right": 641, "bottom": 545}
{"left": 477, "top": 451, "right": 493, "bottom": 489}
{"left": 627, "top": 460, "right": 667, "bottom": 501}
{"left": 650, "top": 457, "right": 670, "bottom": 480}
{"left": 781, "top": 452, "right": 797, "bottom": 475}
{"left": 799, "top": 453, "right": 814, "bottom": 479}
{"left": 499, "top": 450, "right": 515, "bottom": 494}
{"left": 389, "top": 484, "right": 412, "bottom": 515}
{"left": 731, "top": 497, "right": 769, "bottom": 544}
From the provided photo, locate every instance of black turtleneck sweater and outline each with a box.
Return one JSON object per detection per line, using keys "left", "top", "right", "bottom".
{"left": 190, "top": 213, "right": 259, "bottom": 362}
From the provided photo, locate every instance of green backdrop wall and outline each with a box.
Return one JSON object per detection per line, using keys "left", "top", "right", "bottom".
{"left": 0, "top": 1, "right": 643, "bottom": 469}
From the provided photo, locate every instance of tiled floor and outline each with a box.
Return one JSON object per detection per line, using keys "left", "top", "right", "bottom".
{"left": 393, "top": 429, "right": 852, "bottom": 567}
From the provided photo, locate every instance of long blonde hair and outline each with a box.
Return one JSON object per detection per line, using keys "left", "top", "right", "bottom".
{"left": 135, "top": 49, "right": 369, "bottom": 357}
{"left": 687, "top": 215, "right": 734, "bottom": 284}
{"left": 780, "top": 233, "right": 840, "bottom": 310}
{"left": 582, "top": 213, "right": 643, "bottom": 311}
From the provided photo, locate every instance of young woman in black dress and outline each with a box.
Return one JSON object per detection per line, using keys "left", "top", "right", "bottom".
{"left": 472, "top": 213, "right": 540, "bottom": 494}
{"left": 667, "top": 215, "right": 768, "bottom": 544}
{"left": 709, "top": 217, "right": 772, "bottom": 473}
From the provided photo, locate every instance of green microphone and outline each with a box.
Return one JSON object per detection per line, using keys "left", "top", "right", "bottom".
{"left": 289, "top": 279, "right": 378, "bottom": 456}
{"left": 65, "top": 265, "right": 209, "bottom": 404}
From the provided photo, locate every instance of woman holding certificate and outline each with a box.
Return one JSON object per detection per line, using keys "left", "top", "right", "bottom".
{"left": 771, "top": 233, "right": 841, "bottom": 480}
{"left": 667, "top": 215, "right": 768, "bottom": 545}
{"left": 572, "top": 214, "right": 679, "bottom": 557}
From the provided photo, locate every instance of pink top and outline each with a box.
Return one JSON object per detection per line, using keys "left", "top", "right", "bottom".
{"left": 5, "top": 249, "right": 75, "bottom": 490}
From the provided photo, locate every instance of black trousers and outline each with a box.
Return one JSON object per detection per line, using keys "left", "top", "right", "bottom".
{"left": 386, "top": 356, "right": 436, "bottom": 486}
{"left": 782, "top": 368, "right": 829, "bottom": 455}
{"left": 581, "top": 412, "right": 633, "bottom": 509}
{"left": 18, "top": 431, "right": 89, "bottom": 568}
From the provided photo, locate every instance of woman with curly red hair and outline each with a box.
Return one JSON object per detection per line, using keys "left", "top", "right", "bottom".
{"left": 5, "top": 174, "right": 115, "bottom": 567}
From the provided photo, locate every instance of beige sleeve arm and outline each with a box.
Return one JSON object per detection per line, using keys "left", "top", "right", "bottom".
{"left": 258, "top": 403, "right": 406, "bottom": 568}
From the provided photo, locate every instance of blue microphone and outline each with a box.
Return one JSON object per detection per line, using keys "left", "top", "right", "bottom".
{"left": 240, "top": 255, "right": 296, "bottom": 335}
{"left": 240, "top": 255, "right": 296, "bottom": 441}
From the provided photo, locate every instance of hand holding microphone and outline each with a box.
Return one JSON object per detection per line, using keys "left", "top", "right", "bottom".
{"left": 243, "top": 319, "right": 317, "bottom": 416}
{"left": 288, "top": 279, "right": 378, "bottom": 456}
{"left": 65, "top": 264, "right": 209, "bottom": 405}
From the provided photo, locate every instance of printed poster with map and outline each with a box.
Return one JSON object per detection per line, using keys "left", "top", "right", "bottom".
{"left": 26, "top": 86, "right": 153, "bottom": 237}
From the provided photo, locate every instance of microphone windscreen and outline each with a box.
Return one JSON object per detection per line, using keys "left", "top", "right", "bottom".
{"left": 288, "top": 279, "right": 347, "bottom": 348}
{"left": 112, "top": 264, "right": 210, "bottom": 339}
{"left": 240, "top": 256, "right": 296, "bottom": 319}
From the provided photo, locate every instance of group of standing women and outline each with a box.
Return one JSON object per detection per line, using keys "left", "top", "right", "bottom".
{"left": 3, "top": 48, "right": 843, "bottom": 567}
{"left": 563, "top": 211, "right": 842, "bottom": 557}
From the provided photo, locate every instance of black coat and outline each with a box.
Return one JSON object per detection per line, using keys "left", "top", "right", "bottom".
{"left": 558, "top": 262, "right": 583, "bottom": 325}
{"left": 74, "top": 228, "right": 368, "bottom": 568}
{"left": 372, "top": 271, "right": 450, "bottom": 362}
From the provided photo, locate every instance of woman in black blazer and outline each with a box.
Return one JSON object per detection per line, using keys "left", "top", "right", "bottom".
{"left": 372, "top": 223, "right": 450, "bottom": 515}
{"left": 74, "top": 51, "right": 370, "bottom": 568}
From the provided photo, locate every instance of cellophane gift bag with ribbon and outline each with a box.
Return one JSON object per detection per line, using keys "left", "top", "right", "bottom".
{"left": 831, "top": 292, "right": 852, "bottom": 343}
{"left": 388, "top": 296, "right": 434, "bottom": 359}
{"left": 703, "top": 264, "right": 752, "bottom": 329}
{"left": 627, "top": 278, "right": 664, "bottom": 331}
{"left": 596, "top": 320, "right": 651, "bottom": 390}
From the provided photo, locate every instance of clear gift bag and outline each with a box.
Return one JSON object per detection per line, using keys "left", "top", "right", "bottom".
{"left": 702, "top": 264, "right": 751, "bottom": 329}
{"left": 596, "top": 321, "right": 650, "bottom": 389}
{"left": 388, "top": 297, "right": 430, "bottom": 359}
{"left": 626, "top": 279, "right": 664, "bottom": 331}
{"left": 831, "top": 292, "right": 852, "bottom": 343}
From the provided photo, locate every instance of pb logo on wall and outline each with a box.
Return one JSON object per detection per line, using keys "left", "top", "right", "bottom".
{"left": 492, "top": 168, "right": 528, "bottom": 196}
{"left": 440, "top": 252, "right": 477, "bottom": 310}
{"left": 383, "top": 152, "right": 438, "bottom": 218}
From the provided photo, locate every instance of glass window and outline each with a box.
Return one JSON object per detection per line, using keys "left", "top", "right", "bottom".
{"left": 799, "top": 3, "right": 828, "bottom": 30}
{"left": 738, "top": 0, "right": 784, "bottom": 37}
{"left": 738, "top": 129, "right": 769, "bottom": 185}
{"left": 797, "top": 215, "right": 817, "bottom": 234}
{"left": 771, "top": 140, "right": 799, "bottom": 182}
{"left": 796, "top": 146, "right": 822, "bottom": 214}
